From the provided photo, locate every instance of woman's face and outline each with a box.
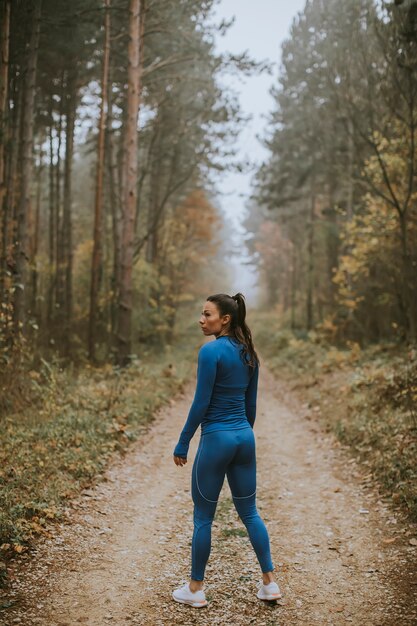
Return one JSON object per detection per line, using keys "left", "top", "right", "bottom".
{"left": 199, "top": 300, "right": 231, "bottom": 337}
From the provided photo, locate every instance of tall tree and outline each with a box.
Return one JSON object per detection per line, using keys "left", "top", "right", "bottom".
{"left": 114, "top": 0, "right": 143, "bottom": 365}
{"left": 89, "top": 0, "right": 111, "bottom": 362}
{"left": 13, "top": 0, "right": 42, "bottom": 335}
{"left": 0, "top": 0, "right": 10, "bottom": 219}
{"left": 0, "top": 0, "right": 11, "bottom": 306}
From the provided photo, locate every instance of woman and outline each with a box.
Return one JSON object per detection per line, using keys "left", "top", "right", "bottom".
{"left": 172, "top": 292, "right": 282, "bottom": 608}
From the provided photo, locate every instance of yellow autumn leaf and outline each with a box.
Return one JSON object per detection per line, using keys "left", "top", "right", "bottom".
{"left": 13, "top": 544, "right": 25, "bottom": 553}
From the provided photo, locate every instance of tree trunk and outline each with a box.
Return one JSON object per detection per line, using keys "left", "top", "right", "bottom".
{"left": 1, "top": 79, "right": 21, "bottom": 344}
{"left": 290, "top": 242, "right": 297, "bottom": 330}
{"left": 13, "top": 0, "right": 42, "bottom": 337}
{"left": 0, "top": 0, "right": 11, "bottom": 305}
{"left": 106, "top": 89, "right": 121, "bottom": 342}
{"left": 0, "top": 0, "right": 10, "bottom": 231}
{"left": 47, "top": 107, "right": 56, "bottom": 326}
{"left": 30, "top": 144, "right": 43, "bottom": 325}
{"left": 61, "top": 72, "right": 77, "bottom": 356}
{"left": 55, "top": 75, "right": 66, "bottom": 320}
{"left": 399, "top": 211, "right": 417, "bottom": 341}
{"left": 114, "top": 0, "right": 143, "bottom": 365}
{"left": 326, "top": 180, "right": 339, "bottom": 310}
{"left": 89, "top": 0, "right": 111, "bottom": 362}
{"left": 306, "top": 177, "right": 316, "bottom": 331}
{"left": 346, "top": 117, "right": 354, "bottom": 221}
{"left": 145, "top": 143, "right": 161, "bottom": 264}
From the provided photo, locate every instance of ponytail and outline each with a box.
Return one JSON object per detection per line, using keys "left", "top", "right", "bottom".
{"left": 206, "top": 292, "right": 259, "bottom": 369}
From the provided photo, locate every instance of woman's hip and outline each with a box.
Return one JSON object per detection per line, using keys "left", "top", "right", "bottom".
{"left": 196, "top": 427, "right": 255, "bottom": 464}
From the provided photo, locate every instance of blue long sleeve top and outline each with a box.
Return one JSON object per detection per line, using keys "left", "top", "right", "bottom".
{"left": 173, "top": 335, "right": 259, "bottom": 459}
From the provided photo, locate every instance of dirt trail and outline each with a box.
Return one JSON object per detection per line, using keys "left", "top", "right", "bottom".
{"left": 2, "top": 364, "right": 416, "bottom": 626}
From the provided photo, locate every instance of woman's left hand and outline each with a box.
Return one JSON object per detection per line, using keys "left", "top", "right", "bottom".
{"left": 173, "top": 455, "right": 187, "bottom": 466}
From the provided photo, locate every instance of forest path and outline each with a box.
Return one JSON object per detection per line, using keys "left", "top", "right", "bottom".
{"left": 2, "top": 363, "right": 416, "bottom": 626}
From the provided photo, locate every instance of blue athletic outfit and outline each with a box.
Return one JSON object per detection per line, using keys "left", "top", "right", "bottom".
{"left": 173, "top": 335, "right": 274, "bottom": 581}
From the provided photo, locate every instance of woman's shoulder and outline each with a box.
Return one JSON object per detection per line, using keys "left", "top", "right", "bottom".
{"left": 198, "top": 336, "right": 234, "bottom": 358}
{"left": 198, "top": 340, "right": 220, "bottom": 358}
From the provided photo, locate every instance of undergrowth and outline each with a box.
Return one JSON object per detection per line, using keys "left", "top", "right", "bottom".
{"left": 0, "top": 334, "right": 199, "bottom": 581}
{"left": 251, "top": 310, "right": 417, "bottom": 523}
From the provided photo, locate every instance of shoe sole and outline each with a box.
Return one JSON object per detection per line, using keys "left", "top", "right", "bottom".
{"left": 172, "top": 593, "right": 208, "bottom": 608}
{"left": 257, "top": 591, "right": 282, "bottom": 601}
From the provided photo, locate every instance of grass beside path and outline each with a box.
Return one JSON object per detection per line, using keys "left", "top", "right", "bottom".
{"left": 0, "top": 337, "right": 199, "bottom": 587}
{"left": 251, "top": 311, "right": 417, "bottom": 524}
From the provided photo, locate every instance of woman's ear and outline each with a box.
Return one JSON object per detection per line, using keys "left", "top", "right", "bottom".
{"left": 222, "top": 314, "right": 231, "bottom": 327}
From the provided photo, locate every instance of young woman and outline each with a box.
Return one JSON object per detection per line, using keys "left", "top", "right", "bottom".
{"left": 172, "top": 292, "right": 282, "bottom": 608}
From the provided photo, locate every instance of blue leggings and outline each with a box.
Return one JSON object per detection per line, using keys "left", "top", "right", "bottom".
{"left": 191, "top": 427, "right": 274, "bottom": 581}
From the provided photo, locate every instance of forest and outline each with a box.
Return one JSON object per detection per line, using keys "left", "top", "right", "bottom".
{"left": 0, "top": 0, "right": 416, "bottom": 619}
{"left": 248, "top": 0, "right": 417, "bottom": 344}
{"left": 1, "top": 0, "right": 415, "bottom": 366}
{"left": 0, "top": 0, "right": 261, "bottom": 375}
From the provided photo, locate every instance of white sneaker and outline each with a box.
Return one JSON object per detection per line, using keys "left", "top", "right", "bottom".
{"left": 257, "top": 580, "right": 282, "bottom": 601}
{"left": 172, "top": 582, "right": 208, "bottom": 608}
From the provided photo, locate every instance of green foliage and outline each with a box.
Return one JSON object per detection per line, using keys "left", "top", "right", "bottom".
{"left": 333, "top": 126, "right": 417, "bottom": 341}
{"left": 251, "top": 311, "right": 330, "bottom": 377}
{"left": 132, "top": 258, "right": 171, "bottom": 344}
{"left": 222, "top": 528, "right": 247, "bottom": 538}
{"left": 250, "top": 0, "right": 417, "bottom": 342}
{"left": 1, "top": 0, "right": 258, "bottom": 362}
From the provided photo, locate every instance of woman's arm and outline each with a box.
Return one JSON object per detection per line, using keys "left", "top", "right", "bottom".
{"left": 245, "top": 362, "right": 259, "bottom": 428}
{"left": 173, "top": 344, "right": 218, "bottom": 459}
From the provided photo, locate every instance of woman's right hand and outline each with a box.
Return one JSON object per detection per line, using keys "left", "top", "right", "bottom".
{"left": 173, "top": 455, "right": 187, "bottom": 466}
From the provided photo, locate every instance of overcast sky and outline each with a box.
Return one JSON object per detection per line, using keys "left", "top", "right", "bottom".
{"left": 211, "top": 0, "right": 306, "bottom": 303}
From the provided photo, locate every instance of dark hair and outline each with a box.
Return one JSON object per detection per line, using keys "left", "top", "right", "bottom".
{"left": 206, "top": 292, "right": 259, "bottom": 369}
